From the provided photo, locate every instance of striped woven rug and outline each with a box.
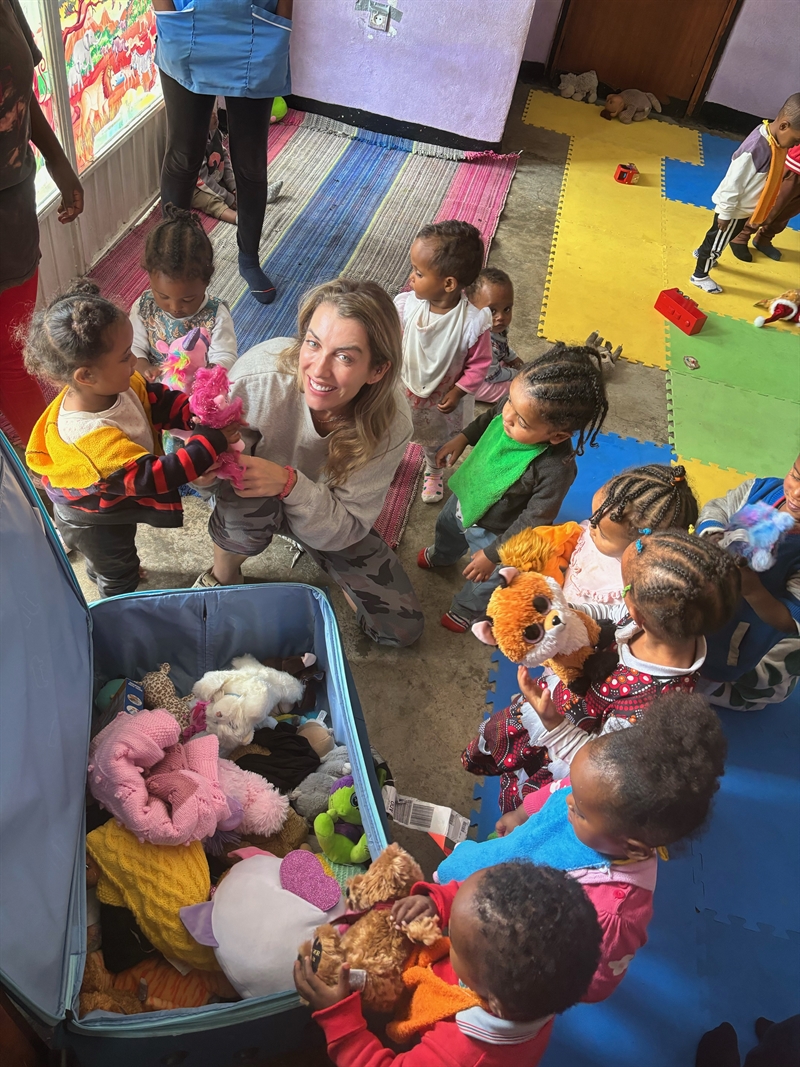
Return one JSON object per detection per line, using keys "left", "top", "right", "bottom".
{"left": 83, "top": 109, "right": 519, "bottom": 546}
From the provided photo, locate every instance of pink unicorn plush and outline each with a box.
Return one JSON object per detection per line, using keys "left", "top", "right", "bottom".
{"left": 158, "top": 327, "right": 211, "bottom": 391}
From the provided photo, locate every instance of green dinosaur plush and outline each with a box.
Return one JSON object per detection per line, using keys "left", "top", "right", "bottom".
{"left": 313, "top": 775, "right": 370, "bottom": 865}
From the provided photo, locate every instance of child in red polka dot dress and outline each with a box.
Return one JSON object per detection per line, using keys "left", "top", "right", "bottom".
{"left": 520, "top": 530, "right": 740, "bottom": 777}
{"left": 462, "top": 466, "right": 699, "bottom": 813}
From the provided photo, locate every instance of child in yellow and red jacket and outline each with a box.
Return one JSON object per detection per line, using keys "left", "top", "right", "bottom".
{"left": 25, "top": 279, "right": 239, "bottom": 597}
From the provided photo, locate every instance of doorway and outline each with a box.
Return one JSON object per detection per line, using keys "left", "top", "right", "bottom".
{"left": 550, "top": 0, "right": 740, "bottom": 116}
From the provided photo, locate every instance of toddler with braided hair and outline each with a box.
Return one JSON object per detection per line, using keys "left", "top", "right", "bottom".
{"left": 516, "top": 530, "right": 739, "bottom": 792}
{"left": 418, "top": 342, "right": 608, "bottom": 633}
{"left": 463, "top": 465, "right": 700, "bottom": 810}
{"left": 131, "top": 204, "right": 237, "bottom": 382}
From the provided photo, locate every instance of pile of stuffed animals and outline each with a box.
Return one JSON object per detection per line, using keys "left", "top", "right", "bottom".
{"left": 80, "top": 649, "right": 385, "bottom": 1017}
{"left": 558, "top": 69, "right": 663, "bottom": 123}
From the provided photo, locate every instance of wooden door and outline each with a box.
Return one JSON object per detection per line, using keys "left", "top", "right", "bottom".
{"left": 551, "top": 0, "right": 739, "bottom": 113}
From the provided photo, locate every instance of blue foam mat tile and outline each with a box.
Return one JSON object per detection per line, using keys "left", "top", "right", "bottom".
{"left": 697, "top": 912, "right": 800, "bottom": 1057}
{"left": 664, "top": 132, "right": 800, "bottom": 231}
{"left": 470, "top": 777, "right": 501, "bottom": 841}
{"left": 555, "top": 433, "right": 675, "bottom": 527}
{"left": 690, "top": 688, "right": 800, "bottom": 938}
{"left": 542, "top": 847, "right": 707, "bottom": 1067}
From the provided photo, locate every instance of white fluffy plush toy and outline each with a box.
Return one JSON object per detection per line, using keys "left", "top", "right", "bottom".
{"left": 193, "top": 654, "right": 305, "bottom": 756}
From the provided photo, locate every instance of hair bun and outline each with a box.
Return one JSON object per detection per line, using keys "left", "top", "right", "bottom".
{"left": 56, "top": 277, "right": 101, "bottom": 304}
{"left": 162, "top": 202, "right": 202, "bottom": 229}
{"left": 672, "top": 464, "right": 686, "bottom": 482}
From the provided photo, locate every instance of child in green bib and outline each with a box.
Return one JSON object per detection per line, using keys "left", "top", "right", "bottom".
{"left": 418, "top": 343, "right": 608, "bottom": 632}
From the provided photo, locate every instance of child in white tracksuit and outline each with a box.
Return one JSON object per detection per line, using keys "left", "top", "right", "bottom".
{"left": 690, "top": 93, "right": 800, "bottom": 295}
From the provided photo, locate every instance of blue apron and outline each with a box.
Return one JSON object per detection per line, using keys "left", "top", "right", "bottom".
{"left": 155, "top": 0, "right": 291, "bottom": 99}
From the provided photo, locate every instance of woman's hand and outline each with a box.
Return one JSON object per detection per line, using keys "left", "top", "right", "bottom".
{"left": 233, "top": 454, "right": 291, "bottom": 497}
{"left": 48, "top": 157, "right": 84, "bottom": 224}
{"left": 435, "top": 433, "right": 468, "bottom": 469}
{"left": 495, "top": 806, "right": 528, "bottom": 837}
{"left": 437, "top": 386, "right": 465, "bottom": 414}
{"left": 392, "top": 895, "right": 438, "bottom": 930}
{"left": 463, "top": 549, "right": 495, "bottom": 583}
{"left": 517, "top": 667, "right": 561, "bottom": 730}
{"left": 293, "top": 956, "right": 351, "bottom": 1012}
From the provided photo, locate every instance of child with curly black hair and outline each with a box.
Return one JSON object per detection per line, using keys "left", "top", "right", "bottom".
{"left": 516, "top": 529, "right": 739, "bottom": 778}
{"left": 395, "top": 220, "right": 493, "bottom": 503}
{"left": 437, "top": 692, "right": 726, "bottom": 1004}
{"left": 295, "top": 860, "right": 602, "bottom": 1067}
{"left": 130, "top": 204, "right": 237, "bottom": 382}
{"left": 24, "top": 280, "right": 239, "bottom": 598}
{"left": 418, "top": 342, "right": 608, "bottom": 632}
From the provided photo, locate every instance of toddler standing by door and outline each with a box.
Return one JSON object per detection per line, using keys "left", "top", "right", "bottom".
{"left": 395, "top": 220, "right": 492, "bottom": 503}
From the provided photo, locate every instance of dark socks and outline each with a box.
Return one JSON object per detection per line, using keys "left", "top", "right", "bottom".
{"left": 238, "top": 252, "right": 277, "bottom": 305}
{"left": 696, "top": 1022, "right": 740, "bottom": 1067}
{"left": 730, "top": 242, "right": 753, "bottom": 262}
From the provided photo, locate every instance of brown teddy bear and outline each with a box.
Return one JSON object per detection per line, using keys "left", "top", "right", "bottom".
{"left": 601, "top": 89, "right": 662, "bottom": 123}
{"left": 300, "top": 843, "right": 441, "bottom": 1014}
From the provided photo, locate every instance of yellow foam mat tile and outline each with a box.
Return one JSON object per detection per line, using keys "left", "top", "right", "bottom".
{"left": 678, "top": 456, "right": 755, "bottom": 509}
{"left": 664, "top": 199, "right": 800, "bottom": 324}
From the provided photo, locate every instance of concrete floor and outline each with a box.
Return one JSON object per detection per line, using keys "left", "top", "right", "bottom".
{"left": 72, "top": 81, "right": 670, "bottom": 881}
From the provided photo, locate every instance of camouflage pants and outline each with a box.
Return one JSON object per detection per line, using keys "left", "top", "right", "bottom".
{"left": 208, "top": 484, "right": 424, "bottom": 648}
{"left": 697, "top": 635, "right": 800, "bottom": 711}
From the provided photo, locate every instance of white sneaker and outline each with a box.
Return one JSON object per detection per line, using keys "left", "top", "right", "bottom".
{"left": 690, "top": 274, "right": 723, "bottom": 295}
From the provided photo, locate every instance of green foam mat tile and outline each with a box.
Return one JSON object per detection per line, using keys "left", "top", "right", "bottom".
{"left": 668, "top": 374, "right": 800, "bottom": 475}
{"left": 668, "top": 313, "right": 800, "bottom": 402}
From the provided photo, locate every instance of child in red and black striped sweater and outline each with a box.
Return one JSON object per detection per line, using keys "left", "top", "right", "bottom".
{"left": 25, "top": 280, "right": 239, "bottom": 598}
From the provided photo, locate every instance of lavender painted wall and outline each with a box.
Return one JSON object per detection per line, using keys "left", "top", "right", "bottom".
{"left": 290, "top": 0, "right": 536, "bottom": 142}
{"left": 522, "top": 0, "right": 562, "bottom": 63}
{"left": 706, "top": 0, "right": 799, "bottom": 116}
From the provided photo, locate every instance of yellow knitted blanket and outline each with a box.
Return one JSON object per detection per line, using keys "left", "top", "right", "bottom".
{"left": 86, "top": 820, "right": 219, "bottom": 971}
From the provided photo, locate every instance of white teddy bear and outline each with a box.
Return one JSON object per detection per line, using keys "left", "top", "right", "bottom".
{"left": 193, "top": 654, "right": 305, "bottom": 756}
{"left": 558, "top": 70, "right": 598, "bottom": 104}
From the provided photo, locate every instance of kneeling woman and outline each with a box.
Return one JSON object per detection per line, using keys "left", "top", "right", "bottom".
{"left": 196, "top": 278, "right": 424, "bottom": 647}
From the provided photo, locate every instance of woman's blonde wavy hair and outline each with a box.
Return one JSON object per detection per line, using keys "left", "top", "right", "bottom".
{"left": 280, "top": 278, "right": 402, "bottom": 487}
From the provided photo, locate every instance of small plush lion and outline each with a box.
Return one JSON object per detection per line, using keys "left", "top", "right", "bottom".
{"left": 300, "top": 843, "right": 441, "bottom": 1014}
{"left": 472, "top": 526, "right": 617, "bottom": 694}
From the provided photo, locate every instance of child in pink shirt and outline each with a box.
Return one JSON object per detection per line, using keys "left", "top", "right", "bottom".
{"left": 294, "top": 860, "right": 602, "bottom": 1067}
{"left": 436, "top": 692, "right": 727, "bottom": 1002}
{"left": 395, "top": 220, "right": 492, "bottom": 503}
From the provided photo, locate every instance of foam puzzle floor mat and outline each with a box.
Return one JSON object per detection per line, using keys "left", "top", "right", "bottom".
{"left": 668, "top": 372, "right": 799, "bottom": 477}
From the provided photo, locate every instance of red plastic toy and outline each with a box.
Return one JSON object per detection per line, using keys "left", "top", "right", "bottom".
{"left": 614, "top": 163, "right": 639, "bottom": 184}
{"left": 654, "top": 288, "right": 707, "bottom": 335}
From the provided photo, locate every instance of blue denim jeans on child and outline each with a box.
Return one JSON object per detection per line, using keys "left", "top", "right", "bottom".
{"left": 428, "top": 493, "right": 505, "bottom": 621}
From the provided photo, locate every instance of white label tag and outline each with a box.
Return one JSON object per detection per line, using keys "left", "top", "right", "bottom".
{"left": 382, "top": 785, "right": 470, "bottom": 848}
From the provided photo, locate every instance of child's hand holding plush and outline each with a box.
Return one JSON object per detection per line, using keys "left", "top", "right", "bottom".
{"left": 294, "top": 957, "right": 352, "bottom": 1012}
{"left": 495, "top": 805, "right": 528, "bottom": 838}
{"left": 391, "top": 894, "right": 438, "bottom": 929}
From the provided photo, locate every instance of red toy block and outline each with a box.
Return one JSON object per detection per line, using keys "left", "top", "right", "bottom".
{"left": 655, "top": 287, "right": 707, "bottom": 335}
{"left": 614, "top": 163, "right": 639, "bottom": 184}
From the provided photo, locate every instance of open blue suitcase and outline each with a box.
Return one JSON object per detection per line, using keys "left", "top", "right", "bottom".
{"left": 0, "top": 434, "right": 389, "bottom": 1065}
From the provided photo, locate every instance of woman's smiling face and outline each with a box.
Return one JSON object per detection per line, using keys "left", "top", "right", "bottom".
{"left": 298, "top": 303, "right": 388, "bottom": 414}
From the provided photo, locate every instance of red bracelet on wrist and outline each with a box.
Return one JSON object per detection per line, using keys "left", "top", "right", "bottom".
{"left": 278, "top": 465, "right": 297, "bottom": 500}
